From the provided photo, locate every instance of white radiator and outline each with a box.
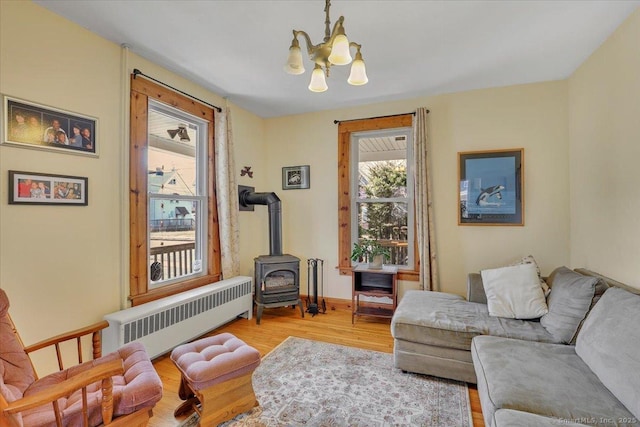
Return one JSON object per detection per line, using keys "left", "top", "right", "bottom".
{"left": 102, "top": 276, "right": 253, "bottom": 359}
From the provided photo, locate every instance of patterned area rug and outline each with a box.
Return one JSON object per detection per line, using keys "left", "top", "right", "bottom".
{"left": 179, "top": 336, "right": 471, "bottom": 427}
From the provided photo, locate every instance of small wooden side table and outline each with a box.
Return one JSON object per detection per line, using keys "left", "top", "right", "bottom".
{"left": 351, "top": 265, "right": 398, "bottom": 324}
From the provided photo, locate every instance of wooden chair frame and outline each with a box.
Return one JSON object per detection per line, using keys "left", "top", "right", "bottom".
{"left": 0, "top": 316, "right": 153, "bottom": 427}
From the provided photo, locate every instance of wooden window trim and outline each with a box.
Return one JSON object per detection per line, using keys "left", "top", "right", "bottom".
{"left": 337, "top": 114, "right": 419, "bottom": 282}
{"left": 129, "top": 75, "right": 222, "bottom": 306}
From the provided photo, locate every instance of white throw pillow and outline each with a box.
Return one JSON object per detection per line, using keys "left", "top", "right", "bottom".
{"left": 481, "top": 263, "right": 549, "bottom": 319}
{"left": 509, "top": 255, "right": 551, "bottom": 297}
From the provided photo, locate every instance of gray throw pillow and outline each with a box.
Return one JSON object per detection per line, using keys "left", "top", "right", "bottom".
{"left": 576, "top": 287, "right": 640, "bottom": 420}
{"left": 540, "top": 267, "right": 606, "bottom": 344}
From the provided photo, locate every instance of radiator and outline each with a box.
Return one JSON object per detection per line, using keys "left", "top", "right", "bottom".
{"left": 102, "top": 276, "right": 253, "bottom": 359}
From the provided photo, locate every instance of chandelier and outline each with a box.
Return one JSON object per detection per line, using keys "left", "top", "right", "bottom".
{"left": 284, "top": 0, "right": 368, "bottom": 92}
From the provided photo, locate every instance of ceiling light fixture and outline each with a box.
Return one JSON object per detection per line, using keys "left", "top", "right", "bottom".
{"left": 167, "top": 124, "right": 190, "bottom": 142}
{"left": 284, "top": 0, "right": 368, "bottom": 92}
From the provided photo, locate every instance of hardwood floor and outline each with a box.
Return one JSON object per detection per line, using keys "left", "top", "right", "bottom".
{"left": 150, "top": 304, "right": 484, "bottom": 427}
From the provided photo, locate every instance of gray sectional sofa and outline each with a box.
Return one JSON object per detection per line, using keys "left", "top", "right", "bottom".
{"left": 391, "top": 267, "right": 640, "bottom": 426}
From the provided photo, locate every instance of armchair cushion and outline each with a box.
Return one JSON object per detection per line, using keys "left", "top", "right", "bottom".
{"left": 0, "top": 290, "right": 36, "bottom": 401}
{"left": 21, "top": 342, "right": 163, "bottom": 427}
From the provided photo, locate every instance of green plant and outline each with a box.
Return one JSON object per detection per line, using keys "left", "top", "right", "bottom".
{"left": 350, "top": 239, "right": 390, "bottom": 263}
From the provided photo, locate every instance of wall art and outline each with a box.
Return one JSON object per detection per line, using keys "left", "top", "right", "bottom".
{"left": 458, "top": 149, "right": 523, "bottom": 225}
{"left": 3, "top": 95, "right": 98, "bottom": 157}
{"left": 8, "top": 170, "right": 88, "bottom": 206}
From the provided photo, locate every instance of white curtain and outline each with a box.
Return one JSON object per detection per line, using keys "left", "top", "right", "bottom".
{"left": 414, "top": 107, "right": 439, "bottom": 290}
{"left": 214, "top": 105, "right": 240, "bottom": 278}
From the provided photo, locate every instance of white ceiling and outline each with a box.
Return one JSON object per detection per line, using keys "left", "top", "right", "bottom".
{"left": 35, "top": 1, "right": 639, "bottom": 119}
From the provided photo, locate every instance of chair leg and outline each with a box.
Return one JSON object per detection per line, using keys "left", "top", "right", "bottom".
{"left": 175, "top": 376, "right": 198, "bottom": 417}
{"left": 178, "top": 376, "right": 194, "bottom": 400}
{"left": 195, "top": 372, "right": 257, "bottom": 426}
{"left": 174, "top": 397, "right": 199, "bottom": 418}
{"left": 106, "top": 408, "right": 152, "bottom": 426}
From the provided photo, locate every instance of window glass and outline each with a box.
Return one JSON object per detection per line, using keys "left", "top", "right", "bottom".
{"left": 352, "top": 129, "right": 413, "bottom": 268}
{"left": 147, "top": 103, "right": 206, "bottom": 288}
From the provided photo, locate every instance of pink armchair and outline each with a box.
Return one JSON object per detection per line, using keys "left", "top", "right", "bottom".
{"left": 0, "top": 289, "right": 163, "bottom": 427}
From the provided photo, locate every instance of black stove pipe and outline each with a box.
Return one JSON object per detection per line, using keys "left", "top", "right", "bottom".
{"left": 239, "top": 190, "right": 282, "bottom": 256}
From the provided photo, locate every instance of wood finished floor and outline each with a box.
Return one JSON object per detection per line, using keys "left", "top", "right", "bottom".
{"left": 149, "top": 305, "right": 484, "bottom": 427}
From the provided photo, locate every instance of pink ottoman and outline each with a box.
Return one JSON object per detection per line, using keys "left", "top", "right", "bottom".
{"left": 170, "top": 333, "right": 261, "bottom": 425}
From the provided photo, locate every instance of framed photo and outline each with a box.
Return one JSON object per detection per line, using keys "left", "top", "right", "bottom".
{"left": 458, "top": 149, "right": 523, "bottom": 225}
{"left": 2, "top": 95, "right": 98, "bottom": 157}
{"left": 8, "top": 171, "right": 88, "bottom": 206}
{"left": 282, "top": 165, "right": 310, "bottom": 190}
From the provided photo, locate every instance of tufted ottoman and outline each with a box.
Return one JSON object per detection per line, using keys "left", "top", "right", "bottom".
{"left": 170, "top": 333, "right": 261, "bottom": 426}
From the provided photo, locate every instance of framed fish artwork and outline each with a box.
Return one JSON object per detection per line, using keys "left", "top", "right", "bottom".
{"left": 458, "top": 149, "right": 523, "bottom": 225}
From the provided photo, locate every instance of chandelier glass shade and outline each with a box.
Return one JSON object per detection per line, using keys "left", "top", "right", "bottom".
{"left": 284, "top": 0, "right": 368, "bottom": 92}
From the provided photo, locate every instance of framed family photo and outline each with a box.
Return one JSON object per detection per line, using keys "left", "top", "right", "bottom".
{"left": 458, "top": 148, "right": 524, "bottom": 226}
{"left": 2, "top": 95, "right": 98, "bottom": 157}
{"left": 8, "top": 171, "right": 88, "bottom": 206}
{"left": 282, "top": 165, "right": 310, "bottom": 190}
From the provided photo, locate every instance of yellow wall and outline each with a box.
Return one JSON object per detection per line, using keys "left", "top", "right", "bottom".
{"left": 265, "top": 82, "right": 571, "bottom": 299}
{"left": 568, "top": 8, "right": 640, "bottom": 289}
{"left": 0, "top": 1, "right": 267, "bottom": 373}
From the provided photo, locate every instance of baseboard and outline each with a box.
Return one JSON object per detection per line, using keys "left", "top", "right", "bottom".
{"left": 299, "top": 294, "right": 351, "bottom": 311}
{"left": 299, "top": 294, "right": 394, "bottom": 313}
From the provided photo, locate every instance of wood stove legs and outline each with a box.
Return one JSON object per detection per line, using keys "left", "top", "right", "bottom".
{"left": 255, "top": 299, "right": 305, "bottom": 324}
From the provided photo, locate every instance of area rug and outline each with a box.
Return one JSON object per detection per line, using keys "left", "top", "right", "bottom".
{"left": 179, "top": 336, "right": 471, "bottom": 427}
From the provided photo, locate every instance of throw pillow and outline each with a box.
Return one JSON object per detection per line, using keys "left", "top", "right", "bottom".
{"left": 509, "top": 255, "right": 550, "bottom": 297}
{"left": 540, "top": 267, "right": 607, "bottom": 344}
{"left": 480, "top": 263, "right": 549, "bottom": 319}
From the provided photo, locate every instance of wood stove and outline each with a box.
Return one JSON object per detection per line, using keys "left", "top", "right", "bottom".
{"left": 239, "top": 188, "right": 304, "bottom": 324}
{"left": 254, "top": 254, "right": 302, "bottom": 324}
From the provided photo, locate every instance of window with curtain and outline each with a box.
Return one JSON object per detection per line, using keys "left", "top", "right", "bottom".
{"left": 338, "top": 114, "right": 419, "bottom": 281}
{"left": 129, "top": 75, "right": 222, "bottom": 306}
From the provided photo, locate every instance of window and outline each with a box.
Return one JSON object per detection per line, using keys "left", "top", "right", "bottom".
{"left": 352, "top": 128, "right": 414, "bottom": 268}
{"left": 129, "top": 76, "right": 222, "bottom": 306}
{"left": 338, "top": 114, "right": 419, "bottom": 281}
{"left": 147, "top": 102, "right": 206, "bottom": 289}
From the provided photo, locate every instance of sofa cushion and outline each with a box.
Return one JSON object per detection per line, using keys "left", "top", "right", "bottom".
{"left": 493, "top": 409, "right": 590, "bottom": 427}
{"left": 481, "top": 263, "right": 548, "bottom": 319}
{"left": 391, "top": 291, "right": 557, "bottom": 352}
{"left": 472, "top": 335, "right": 635, "bottom": 427}
{"left": 576, "top": 287, "right": 640, "bottom": 420}
{"left": 540, "top": 267, "right": 607, "bottom": 344}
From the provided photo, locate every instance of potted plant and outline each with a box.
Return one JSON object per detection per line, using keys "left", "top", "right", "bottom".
{"left": 350, "top": 239, "right": 390, "bottom": 269}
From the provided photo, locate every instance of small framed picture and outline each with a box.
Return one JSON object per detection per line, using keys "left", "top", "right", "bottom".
{"left": 282, "top": 165, "right": 310, "bottom": 190}
{"left": 8, "top": 170, "right": 88, "bottom": 206}
{"left": 458, "top": 149, "right": 524, "bottom": 225}
{"left": 2, "top": 95, "right": 98, "bottom": 157}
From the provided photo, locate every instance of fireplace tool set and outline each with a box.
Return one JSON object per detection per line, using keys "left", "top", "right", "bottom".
{"left": 306, "top": 258, "right": 326, "bottom": 316}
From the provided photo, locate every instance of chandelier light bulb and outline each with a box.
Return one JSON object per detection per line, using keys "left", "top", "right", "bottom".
{"left": 328, "top": 27, "right": 352, "bottom": 65}
{"left": 308, "top": 64, "right": 328, "bottom": 92}
{"left": 284, "top": 40, "right": 305, "bottom": 75}
{"left": 348, "top": 51, "right": 368, "bottom": 86}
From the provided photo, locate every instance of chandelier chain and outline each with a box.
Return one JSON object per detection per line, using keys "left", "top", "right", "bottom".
{"left": 324, "top": 0, "right": 332, "bottom": 43}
